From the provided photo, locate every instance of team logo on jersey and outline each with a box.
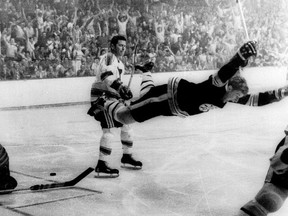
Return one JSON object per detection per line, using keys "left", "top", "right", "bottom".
{"left": 199, "top": 104, "right": 217, "bottom": 112}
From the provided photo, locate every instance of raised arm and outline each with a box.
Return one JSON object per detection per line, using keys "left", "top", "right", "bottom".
{"left": 99, "top": 55, "right": 132, "bottom": 100}
{"left": 213, "top": 41, "right": 257, "bottom": 87}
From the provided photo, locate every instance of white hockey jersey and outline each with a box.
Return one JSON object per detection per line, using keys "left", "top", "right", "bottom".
{"left": 91, "top": 53, "right": 125, "bottom": 102}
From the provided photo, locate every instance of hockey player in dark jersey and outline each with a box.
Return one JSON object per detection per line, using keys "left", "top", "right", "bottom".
{"left": 88, "top": 41, "right": 261, "bottom": 124}
{"left": 236, "top": 126, "right": 288, "bottom": 216}
{"left": 0, "top": 144, "right": 17, "bottom": 194}
{"left": 89, "top": 40, "right": 288, "bottom": 127}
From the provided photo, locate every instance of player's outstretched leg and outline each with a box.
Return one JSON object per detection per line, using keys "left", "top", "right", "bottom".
{"left": 121, "top": 154, "right": 142, "bottom": 169}
{"left": 95, "top": 160, "right": 119, "bottom": 177}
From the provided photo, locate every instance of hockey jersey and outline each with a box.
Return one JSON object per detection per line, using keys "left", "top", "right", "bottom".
{"left": 172, "top": 76, "right": 285, "bottom": 117}
{"left": 236, "top": 88, "right": 286, "bottom": 106}
{"left": 91, "top": 53, "right": 125, "bottom": 102}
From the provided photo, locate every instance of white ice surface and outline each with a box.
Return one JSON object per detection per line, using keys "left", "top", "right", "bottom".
{"left": 1, "top": 99, "right": 288, "bottom": 216}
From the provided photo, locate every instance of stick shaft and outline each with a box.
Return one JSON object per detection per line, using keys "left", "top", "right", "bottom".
{"left": 30, "top": 167, "right": 94, "bottom": 191}
{"left": 128, "top": 43, "right": 138, "bottom": 89}
{"left": 237, "top": 0, "right": 249, "bottom": 40}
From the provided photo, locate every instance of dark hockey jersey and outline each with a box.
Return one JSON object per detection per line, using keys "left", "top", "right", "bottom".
{"left": 176, "top": 76, "right": 284, "bottom": 116}
{"left": 236, "top": 89, "right": 282, "bottom": 106}
{"left": 176, "top": 76, "right": 227, "bottom": 116}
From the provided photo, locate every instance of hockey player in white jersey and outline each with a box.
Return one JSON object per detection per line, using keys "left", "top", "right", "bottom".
{"left": 236, "top": 126, "right": 288, "bottom": 216}
{"left": 88, "top": 35, "right": 142, "bottom": 177}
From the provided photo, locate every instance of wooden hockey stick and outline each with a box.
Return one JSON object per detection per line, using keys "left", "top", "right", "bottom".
{"left": 236, "top": 0, "right": 249, "bottom": 40}
{"left": 0, "top": 167, "right": 94, "bottom": 194}
{"left": 30, "top": 167, "right": 94, "bottom": 190}
{"left": 128, "top": 42, "right": 139, "bottom": 89}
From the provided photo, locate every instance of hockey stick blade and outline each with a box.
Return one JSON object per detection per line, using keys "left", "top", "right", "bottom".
{"left": 30, "top": 167, "right": 94, "bottom": 191}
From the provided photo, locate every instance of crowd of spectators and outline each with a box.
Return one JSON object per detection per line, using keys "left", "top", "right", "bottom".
{"left": 0, "top": 0, "right": 287, "bottom": 80}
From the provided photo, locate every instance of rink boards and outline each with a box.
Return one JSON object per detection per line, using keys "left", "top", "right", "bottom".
{"left": 0, "top": 67, "right": 288, "bottom": 215}
{"left": 0, "top": 66, "right": 287, "bottom": 109}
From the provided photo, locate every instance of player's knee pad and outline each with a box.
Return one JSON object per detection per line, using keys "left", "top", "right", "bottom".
{"left": 240, "top": 200, "right": 268, "bottom": 216}
{"left": 121, "top": 125, "right": 132, "bottom": 133}
{"left": 121, "top": 125, "right": 133, "bottom": 143}
{"left": 255, "top": 183, "right": 286, "bottom": 213}
{"left": 100, "top": 131, "right": 114, "bottom": 145}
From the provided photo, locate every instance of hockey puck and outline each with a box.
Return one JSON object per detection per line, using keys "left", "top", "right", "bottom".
{"left": 50, "top": 172, "right": 56, "bottom": 176}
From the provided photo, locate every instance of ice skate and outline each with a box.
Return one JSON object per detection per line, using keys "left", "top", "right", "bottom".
{"left": 121, "top": 154, "right": 142, "bottom": 170}
{"left": 95, "top": 160, "right": 119, "bottom": 178}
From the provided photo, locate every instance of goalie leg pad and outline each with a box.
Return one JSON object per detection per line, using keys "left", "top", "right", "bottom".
{"left": 240, "top": 200, "right": 268, "bottom": 216}
{"left": 255, "top": 183, "right": 288, "bottom": 213}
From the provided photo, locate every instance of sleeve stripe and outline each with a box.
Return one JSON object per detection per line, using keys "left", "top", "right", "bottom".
{"left": 100, "top": 71, "right": 113, "bottom": 81}
{"left": 246, "top": 95, "right": 259, "bottom": 106}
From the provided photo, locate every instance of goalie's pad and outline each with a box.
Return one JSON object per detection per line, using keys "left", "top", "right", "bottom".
{"left": 255, "top": 183, "right": 287, "bottom": 213}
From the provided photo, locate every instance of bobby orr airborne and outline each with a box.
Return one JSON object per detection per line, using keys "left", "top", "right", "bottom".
{"left": 88, "top": 40, "right": 288, "bottom": 127}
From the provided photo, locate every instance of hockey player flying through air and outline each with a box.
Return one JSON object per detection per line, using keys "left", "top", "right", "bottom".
{"left": 88, "top": 41, "right": 288, "bottom": 127}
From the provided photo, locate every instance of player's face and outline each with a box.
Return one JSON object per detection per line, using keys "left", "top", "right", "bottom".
{"left": 226, "top": 90, "right": 245, "bottom": 103}
{"left": 115, "top": 40, "right": 126, "bottom": 57}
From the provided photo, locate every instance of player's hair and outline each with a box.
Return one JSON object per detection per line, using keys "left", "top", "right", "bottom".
{"left": 228, "top": 75, "right": 249, "bottom": 94}
{"left": 110, "top": 35, "right": 126, "bottom": 47}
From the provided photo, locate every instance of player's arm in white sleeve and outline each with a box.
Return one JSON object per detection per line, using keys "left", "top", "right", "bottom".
{"left": 99, "top": 57, "right": 133, "bottom": 100}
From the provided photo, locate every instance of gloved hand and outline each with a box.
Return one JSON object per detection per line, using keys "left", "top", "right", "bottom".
{"left": 111, "top": 78, "right": 133, "bottom": 100}
{"left": 277, "top": 85, "right": 288, "bottom": 99}
{"left": 282, "top": 85, "right": 288, "bottom": 97}
{"left": 119, "top": 85, "right": 133, "bottom": 100}
{"left": 237, "top": 41, "right": 257, "bottom": 60}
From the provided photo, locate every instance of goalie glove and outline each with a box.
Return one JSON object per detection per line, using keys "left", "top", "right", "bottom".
{"left": 110, "top": 78, "right": 133, "bottom": 100}
{"left": 237, "top": 41, "right": 257, "bottom": 61}
{"left": 278, "top": 85, "right": 288, "bottom": 99}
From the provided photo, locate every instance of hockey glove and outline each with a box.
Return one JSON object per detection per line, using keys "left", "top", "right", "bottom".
{"left": 237, "top": 41, "right": 257, "bottom": 61}
{"left": 110, "top": 78, "right": 133, "bottom": 100}
{"left": 279, "top": 85, "right": 288, "bottom": 98}
{"left": 135, "top": 62, "right": 154, "bottom": 72}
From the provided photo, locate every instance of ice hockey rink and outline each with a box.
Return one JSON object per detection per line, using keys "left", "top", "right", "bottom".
{"left": 1, "top": 96, "right": 288, "bottom": 216}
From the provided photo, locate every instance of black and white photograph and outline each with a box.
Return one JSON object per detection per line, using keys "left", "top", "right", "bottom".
{"left": 0, "top": 0, "right": 288, "bottom": 215}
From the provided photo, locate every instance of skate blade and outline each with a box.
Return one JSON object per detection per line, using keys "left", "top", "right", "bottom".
{"left": 94, "top": 172, "right": 119, "bottom": 178}
{"left": 121, "top": 164, "right": 142, "bottom": 170}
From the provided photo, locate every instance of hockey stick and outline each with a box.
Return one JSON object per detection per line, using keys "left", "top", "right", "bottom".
{"left": 30, "top": 167, "right": 94, "bottom": 190}
{"left": 236, "top": 0, "right": 249, "bottom": 40}
{"left": 0, "top": 167, "right": 94, "bottom": 194}
{"left": 127, "top": 41, "right": 138, "bottom": 89}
